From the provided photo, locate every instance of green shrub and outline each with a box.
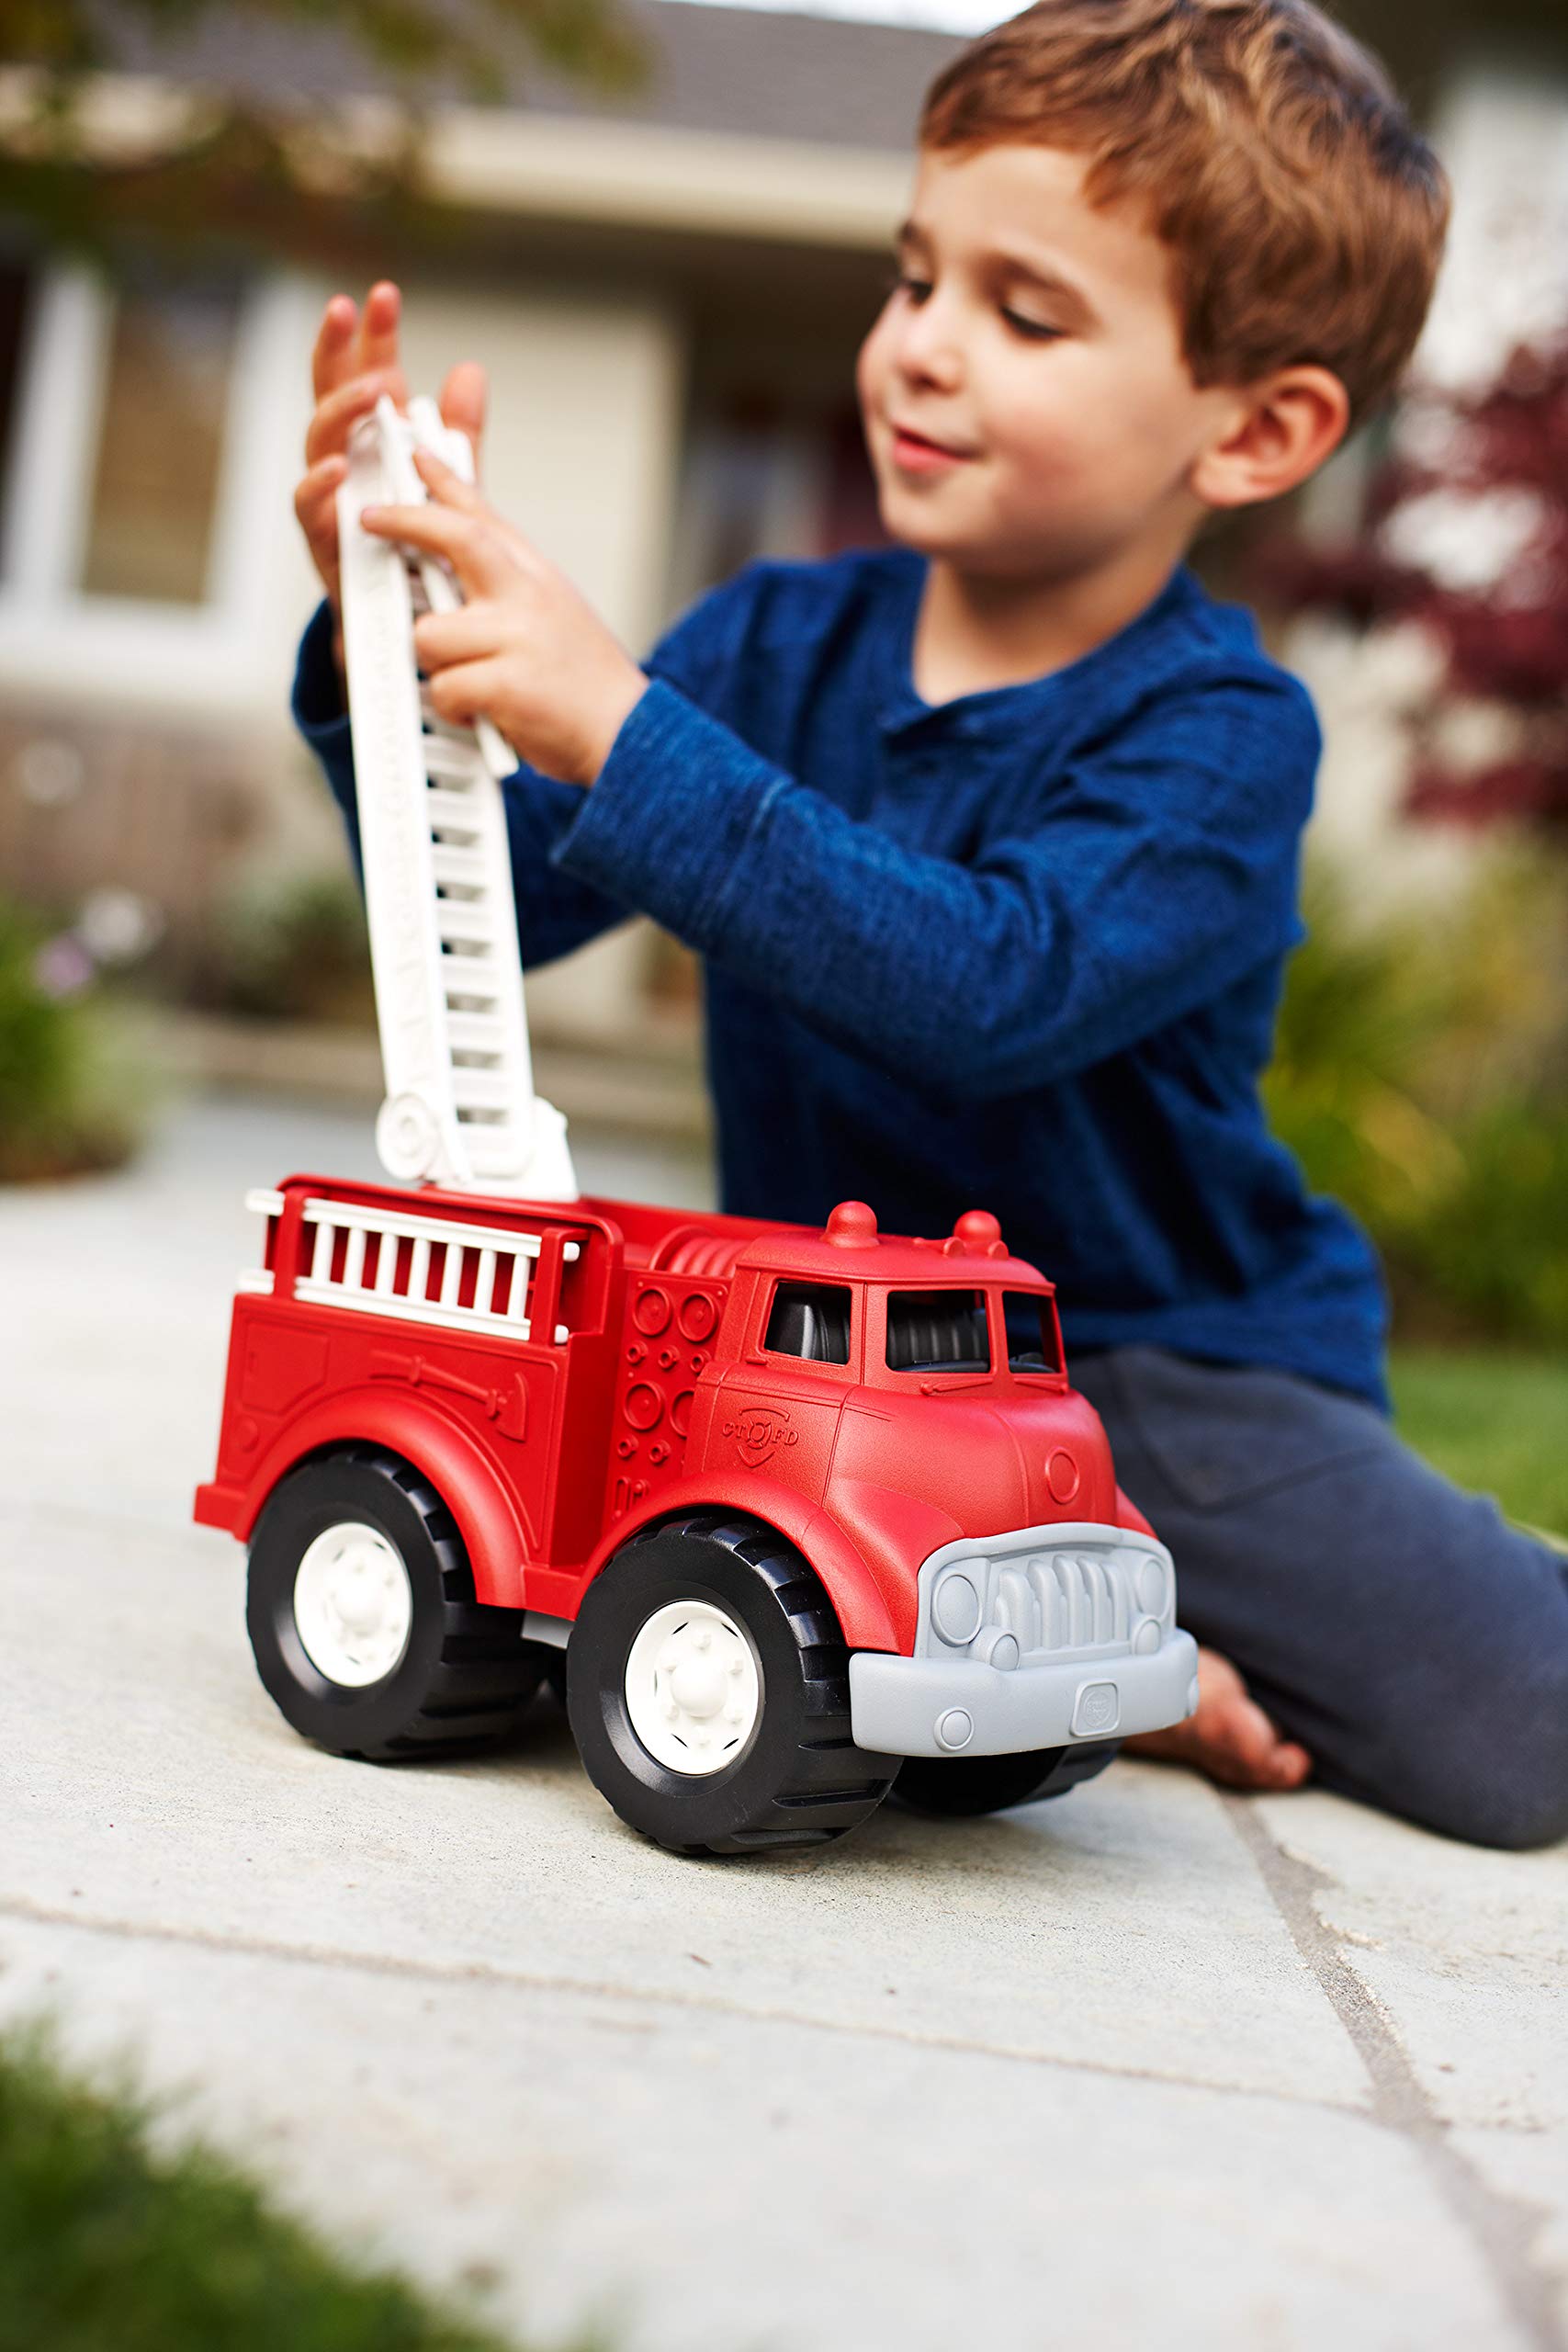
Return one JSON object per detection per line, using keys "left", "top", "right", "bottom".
{"left": 1266, "top": 859, "right": 1568, "bottom": 1348}
{"left": 0, "top": 901, "right": 139, "bottom": 1183}
{"left": 195, "top": 870, "right": 375, "bottom": 1024}
{"left": 1388, "top": 1104, "right": 1568, "bottom": 1347}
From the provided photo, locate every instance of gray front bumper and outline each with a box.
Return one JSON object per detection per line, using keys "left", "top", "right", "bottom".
{"left": 849, "top": 1627, "right": 1200, "bottom": 1759}
{"left": 846, "top": 1518, "right": 1200, "bottom": 1760}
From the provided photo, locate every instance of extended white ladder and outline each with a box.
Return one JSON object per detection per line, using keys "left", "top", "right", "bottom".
{"left": 335, "top": 393, "right": 578, "bottom": 1202}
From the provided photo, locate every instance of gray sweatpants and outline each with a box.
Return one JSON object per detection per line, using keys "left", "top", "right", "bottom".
{"left": 1068, "top": 1347, "right": 1568, "bottom": 1850}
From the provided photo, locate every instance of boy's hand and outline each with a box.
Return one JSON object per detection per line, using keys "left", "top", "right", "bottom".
{"left": 293, "top": 280, "right": 488, "bottom": 677}
{"left": 358, "top": 447, "right": 649, "bottom": 789}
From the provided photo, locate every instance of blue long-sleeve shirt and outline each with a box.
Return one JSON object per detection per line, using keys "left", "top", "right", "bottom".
{"left": 293, "top": 543, "right": 1390, "bottom": 1408}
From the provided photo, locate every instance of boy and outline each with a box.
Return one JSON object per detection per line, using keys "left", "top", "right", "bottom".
{"left": 291, "top": 0, "right": 1568, "bottom": 1849}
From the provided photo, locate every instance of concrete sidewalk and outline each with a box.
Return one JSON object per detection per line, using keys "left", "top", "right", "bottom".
{"left": 2, "top": 1095, "right": 1564, "bottom": 2352}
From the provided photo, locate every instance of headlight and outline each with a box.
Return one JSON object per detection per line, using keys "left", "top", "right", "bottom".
{"left": 931, "top": 1568, "right": 982, "bottom": 1645}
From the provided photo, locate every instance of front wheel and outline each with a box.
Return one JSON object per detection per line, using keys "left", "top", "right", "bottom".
{"left": 246, "top": 1446, "right": 547, "bottom": 1760}
{"left": 566, "top": 1512, "right": 897, "bottom": 1856}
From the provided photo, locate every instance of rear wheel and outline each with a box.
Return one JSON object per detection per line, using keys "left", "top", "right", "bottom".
{"left": 891, "top": 1740, "right": 1119, "bottom": 1817}
{"left": 246, "top": 1447, "right": 547, "bottom": 1760}
{"left": 567, "top": 1511, "right": 897, "bottom": 1856}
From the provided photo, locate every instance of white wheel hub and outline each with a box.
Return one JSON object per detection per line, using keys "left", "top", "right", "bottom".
{"left": 625, "top": 1599, "right": 761, "bottom": 1776}
{"left": 294, "top": 1520, "right": 413, "bottom": 1687}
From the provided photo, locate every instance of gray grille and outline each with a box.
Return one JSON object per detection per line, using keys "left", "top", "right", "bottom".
{"left": 916, "top": 1524, "right": 1174, "bottom": 1667}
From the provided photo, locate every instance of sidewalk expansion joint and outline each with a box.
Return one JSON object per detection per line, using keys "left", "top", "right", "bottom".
{"left": 1224, "top": 1794, "right": 1566, "bottom": 2352}
{"left": 1, "top": 1889, "right": 1371, "bottom": 2123}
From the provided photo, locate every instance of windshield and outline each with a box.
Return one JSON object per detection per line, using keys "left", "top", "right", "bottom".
{"left": 1002, "top": 1290, "right": 1063, "bottom": 1375}
{"left": 886, "top": 1288, "right": 990, "bottom": 1374}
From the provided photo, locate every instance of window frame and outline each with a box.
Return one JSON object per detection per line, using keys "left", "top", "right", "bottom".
{"left": 0, "top": 257, "right": 310, "bottom": 707}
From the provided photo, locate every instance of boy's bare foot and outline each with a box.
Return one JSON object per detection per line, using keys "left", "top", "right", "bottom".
{"left": 1124, "top": 1647, "right": 1313, "bottom": 1792}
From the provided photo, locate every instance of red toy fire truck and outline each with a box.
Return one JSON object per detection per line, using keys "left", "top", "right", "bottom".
{"left": 195, "top": 396, "right": 1198, "bottom": 1856}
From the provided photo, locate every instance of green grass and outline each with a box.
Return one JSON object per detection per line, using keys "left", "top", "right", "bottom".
{"left": 1390, "top": 1348, "right": 1568, "bottom": 1542}
{"left": 0, "top": 2024, "right": 536, "bottom": 2352}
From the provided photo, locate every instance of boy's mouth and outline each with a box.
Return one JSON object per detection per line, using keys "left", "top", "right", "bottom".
{"left": 888, "top": 420, "right": 975, "bottom": 472}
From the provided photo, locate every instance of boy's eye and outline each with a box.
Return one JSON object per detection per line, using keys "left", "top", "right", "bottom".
{"left": 1002, "top": 311, "right": 1064, "bottom": 342}
{"left": 884, "top": 270, "right": 1063, "bottom": 343}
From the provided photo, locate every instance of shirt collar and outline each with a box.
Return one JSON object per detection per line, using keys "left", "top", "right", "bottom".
{"left": 874, "top": 546, "right": 1198, "bottom": 739}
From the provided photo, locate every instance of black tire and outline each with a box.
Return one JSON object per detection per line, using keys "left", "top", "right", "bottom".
{"left": 890, "top": 1739, "right": 1119, "bottom": 1817}
{"left": 246, "top": 1446, "right": 547, "bottom": 1760}
{"left": 566, "top": 1511, "right": 898, "bottom": 1856}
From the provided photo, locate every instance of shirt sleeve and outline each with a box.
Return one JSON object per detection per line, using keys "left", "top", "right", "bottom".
{"left": 550, "top": 666, "right": 1318, "bottom": 1100}
{"left": 288, "top": 574, "right": 747, "bottom": 972}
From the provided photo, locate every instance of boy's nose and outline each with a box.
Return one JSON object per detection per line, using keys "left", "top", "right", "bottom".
{"left": 895, "top": 308, "right": 964, "bottom": 390}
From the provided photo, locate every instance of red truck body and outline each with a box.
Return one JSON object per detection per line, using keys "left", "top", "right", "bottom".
{"left": 197, "top": 1176, "right": 1149, "bottom": 1657}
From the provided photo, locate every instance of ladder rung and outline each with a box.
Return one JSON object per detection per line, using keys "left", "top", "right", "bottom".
{"left": 424, "top": 790, "right": 482, "bottom": 837}
{"left": 437, "top": 905, "right": 499, "bottom": 946}
{"left": 445, "top": 1012, "right": 508, "bottom": 1055}
{"left": 432, "top": 843, "right": 488, "bottom": 890}
{"left": 452, "top": 1069, "right": 515, "bottom": 1110}
{"left": 423, "top": 741, "right": 485, "bottom": 786}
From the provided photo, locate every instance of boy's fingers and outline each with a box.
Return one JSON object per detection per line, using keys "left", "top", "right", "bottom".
{"left": 293, "top": 451, "right": 345, "bottom": 517}
{"left": 359, "top": 501, "right": 513, "bottom": 596}
{"left": 437, "top": 360, "right": 487, "bottom": 471}
{"left": 305, "top": 369, "right": 404, "bottom": 467}
{"left": 412, "top": 602, "right": 502, "bottom": 667}
{"left": 310, "top": 294, "right": 357, "bottom": 401}
{"left": 354, "top": 279, "right": 402, "bottom": 382}
{"left": 413, "top": 447, "right": 543, "bottom": 573}
{"left": 412, "top": 444, "right": 487, "bottom": 514}
{"left": 425, "top": 653, "right": 511, "bottom": 728}
{"left": 294, "top": 454, "right": 347, "bottom": 534}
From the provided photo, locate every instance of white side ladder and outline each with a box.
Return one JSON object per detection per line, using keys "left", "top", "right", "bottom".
{"left": 335, "top": 393, "right": 578, "bottom": 1203}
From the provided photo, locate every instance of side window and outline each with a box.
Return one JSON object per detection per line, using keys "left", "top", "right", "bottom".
{"left": 1003, "top": 1290, "right": 1064, "bottom": 1375}
{"left": 886, "top": 1289, "right": 989, "bottom": 1374}
{"left": 764, "top": 1280, "right": 852, "bottom": 1365}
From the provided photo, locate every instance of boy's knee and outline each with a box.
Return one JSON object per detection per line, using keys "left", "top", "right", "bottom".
{"left": 1443, "top": 1776, "right": 1568, "bottom": 1853}
{"left": 1412, "top": 1705, "right": 1568, "bottom": 1852}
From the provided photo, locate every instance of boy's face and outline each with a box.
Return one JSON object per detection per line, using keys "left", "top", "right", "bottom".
{"left": 856, "top": 142, "right": 1242, "bottom": 581}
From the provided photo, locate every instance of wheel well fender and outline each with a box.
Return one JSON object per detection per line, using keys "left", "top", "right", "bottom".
{"left": 585, "top": 1471, "right": 901, "bottom": 1653}
{"left": 236, "top": 1392, "right": 531, "bottom": 1608}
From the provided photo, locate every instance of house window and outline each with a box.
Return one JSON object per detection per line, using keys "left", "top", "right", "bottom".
{"left": 77, "top": 263, "right": 243, "bottom": 605}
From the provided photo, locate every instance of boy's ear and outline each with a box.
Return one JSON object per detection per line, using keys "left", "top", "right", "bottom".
{"left": 1191, "top": 366, "right": 1352, "bottom": 510}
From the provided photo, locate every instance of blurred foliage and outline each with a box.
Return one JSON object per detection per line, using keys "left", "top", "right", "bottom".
{"left": 0, "top": 0, "right": 651, "bottom": 260}
{"left": 0, "top": 896, "right": 142, "bottom": 1182}
{"left": 191, "top": 867, "right": 376, "bottom": 1023}
{"left": 0, "top": 2017, "right": 551, "bottom": 2352}
{"left": 1260, "top": 335, "right": 1568, "bottom": 830}
{"left": 1267, "top": 854, "right": 1568, "bottom": 1347}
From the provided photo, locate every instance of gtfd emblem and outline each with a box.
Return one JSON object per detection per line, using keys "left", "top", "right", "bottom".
{"left": 723, "top": 1407, "right": 798, "bottom": 1467}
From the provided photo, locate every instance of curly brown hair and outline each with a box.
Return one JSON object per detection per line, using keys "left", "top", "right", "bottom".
{"left": 919, "top": 0, "right": 1450, "bottom": 421}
